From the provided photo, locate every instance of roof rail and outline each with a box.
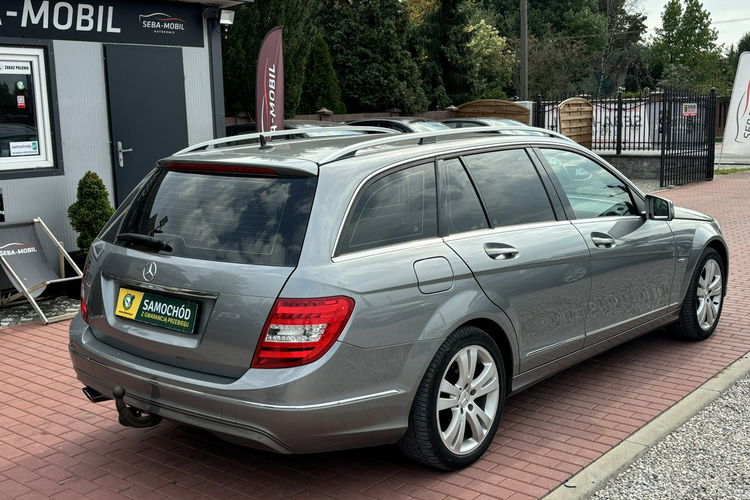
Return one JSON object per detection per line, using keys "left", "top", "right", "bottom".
{"left": 317, "top": 126, "right": 574, "bottom": 165}
{"left": 174, "top": 126, "right": 397, "bottom": 155}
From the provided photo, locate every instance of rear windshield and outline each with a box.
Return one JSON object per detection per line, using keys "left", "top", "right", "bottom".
{"left": 104, "top": 168, "right": 316, "bottom": 266}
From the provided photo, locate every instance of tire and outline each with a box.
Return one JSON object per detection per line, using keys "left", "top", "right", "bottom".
{"left": 399, "top": 326, "right": 506, "bottom": 470}
{"left": 671, "top": 248, "right": 725, "bottom": 341}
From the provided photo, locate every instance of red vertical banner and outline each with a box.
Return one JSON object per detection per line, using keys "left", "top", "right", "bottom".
{"left": 255, "top": 27, "right": 285, "bottom": 133}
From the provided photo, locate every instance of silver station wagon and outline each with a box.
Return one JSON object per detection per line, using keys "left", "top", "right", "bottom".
{"left": 69, "top": 126, "right": 728, "bottom": 470}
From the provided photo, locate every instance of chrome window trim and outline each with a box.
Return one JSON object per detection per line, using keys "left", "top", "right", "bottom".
{"left": 569, "top": 214, "right": 645, "bottom": 224}
{"left": 330, "top": 155, "right": 441, "bottom": 259}
{"left": 532, "top": 145, "right": 646, "bottom": 207}
{"left": 332, "top": 237, "right": 445, "bottom": 262}
{"left": 442, "top": 219, "right": 574, "bottom": 243}
{"left": 103, "top": 273, "right": 219, "bottom": 299}
{"left": 330, "top": 142, "right": 568, "bottom": 260}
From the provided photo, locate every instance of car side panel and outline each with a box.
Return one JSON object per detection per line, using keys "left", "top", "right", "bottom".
{"left": 571, "top": 216, "right": 677, "bottom": 344}
{"left": 667, "top": 219, "right": 727, "bottom": 306}
{"left": 444, "top": 221, "right": 592, "bottom": 373}
{"left": 282, "top": 241, "right": 518, "bottom": 354}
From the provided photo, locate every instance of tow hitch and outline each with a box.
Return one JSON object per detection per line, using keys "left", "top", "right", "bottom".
{"left": 112, "top": 386, "right": 162, "bottom": 428}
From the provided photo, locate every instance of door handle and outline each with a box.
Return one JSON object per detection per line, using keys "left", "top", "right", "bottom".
{"left": 117, "top": 141, "right": 134, "bottom": 168}
{"left": 591, "top": 232, "right": 616, "bottom": 248}
{"left": 483, "top": 243, "right": 519, "bottom": 260}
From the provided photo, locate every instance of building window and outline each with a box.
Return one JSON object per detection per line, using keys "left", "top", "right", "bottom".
{"left": 0, "top": 46, "right": 54, "bottom": 171}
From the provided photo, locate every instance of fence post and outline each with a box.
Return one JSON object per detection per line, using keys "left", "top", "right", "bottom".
{"left": 616, "top": 90, "right": 623, "bottom": 155}
{"left": 534, "top": 94, "right": 542, "bottom": 127}
{"left": 659, "top": 90, "right": 669, "bottom": 187}
{"left": 707, "top": 87, "right": 717, "bottom": 180}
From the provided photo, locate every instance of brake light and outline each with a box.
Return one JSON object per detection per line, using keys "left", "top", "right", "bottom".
{"left": 164, "top": 163, "right": 278, "bottom": 176}
{"left": 80, "top": 264, "right": 89, "bottom": 324}
{"left": 252, "top": 297, "right": 355, "bottom": 369}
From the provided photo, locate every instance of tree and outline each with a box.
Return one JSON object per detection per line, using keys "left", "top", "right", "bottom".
{"left": 317, "top": 0, "right": 428, "bottom": 113}
{"left": 417, "top": 0, "right": 515, "bottom": 106}
{"left": 464, "top": 19, "right": 515, "bottom": 98}
{"left": 727, "top": 32, "right": 750, "bottom": 80}
{"left": 739, "top": 32, "right": 750, "bottom": 55}
{"left": 222, "top": 0, "right": 316, "bottom": 118}
{"left": 648, "top": 0, "right": 722, "bottom": 91}
{"left": 298, "top": 32, "right": 346, "bottom": 114}
{"left": 515, "top": 36, "right": 590, "bottom": 98}
{"left": 595, "top": 0, "right": 647, "bottom": 95}
{"left": 419, "top": 0, "right": 475, "bottom": 108}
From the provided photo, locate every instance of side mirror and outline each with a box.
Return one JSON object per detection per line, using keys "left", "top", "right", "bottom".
{"left": 646, "top": 195, "right": 674, "bottom": 221}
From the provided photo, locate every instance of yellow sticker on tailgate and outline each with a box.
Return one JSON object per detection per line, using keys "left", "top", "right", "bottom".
{"left": 115, "top": 288, "right": 145, "bottom": 319}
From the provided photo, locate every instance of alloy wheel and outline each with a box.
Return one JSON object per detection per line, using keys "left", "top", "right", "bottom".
{"left": 436, "top": 345, "right": 501, "bottom": 455}
{"left": 696, "top": 258, "right": 722, "bottom": 330}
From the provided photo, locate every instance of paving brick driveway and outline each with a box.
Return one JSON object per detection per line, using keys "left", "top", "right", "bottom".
{"left": 1, "top": 173, "right": 749, "bottom": 500}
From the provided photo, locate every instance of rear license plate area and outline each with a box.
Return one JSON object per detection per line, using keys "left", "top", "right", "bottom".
{"left": 115, "top": 287, "right": 198, "bottom": 334}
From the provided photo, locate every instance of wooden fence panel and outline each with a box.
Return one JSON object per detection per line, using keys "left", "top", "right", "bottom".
{"left": 559, "top": 97, "right": 593, "bottom": 148}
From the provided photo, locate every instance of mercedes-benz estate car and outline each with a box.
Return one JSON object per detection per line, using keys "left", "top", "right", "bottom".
{"left": 69, "top": 125, "right": 727, "bottom": 470}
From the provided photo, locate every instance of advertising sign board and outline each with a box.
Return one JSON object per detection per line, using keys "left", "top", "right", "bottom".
{"left": 722, "top": 52, "right": 750, "bottom": 155}
{"left": 0, "top": 0, "right": 204, "bottom": 47}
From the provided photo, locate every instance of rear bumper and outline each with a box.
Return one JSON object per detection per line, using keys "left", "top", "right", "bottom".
{"left": 69, "top": 315, "right": 436, "bottom": 453}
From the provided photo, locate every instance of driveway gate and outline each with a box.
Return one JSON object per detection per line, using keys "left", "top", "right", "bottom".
{"left": 660, "top": 89, "right": 717, "bottom": 187}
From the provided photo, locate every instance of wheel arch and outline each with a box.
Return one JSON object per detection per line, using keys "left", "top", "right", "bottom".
{"left": 706, "top": 239, "right": 729, "bottom": 296}
{"left": 461, "top": 318, "right": 514, "bottom": 396}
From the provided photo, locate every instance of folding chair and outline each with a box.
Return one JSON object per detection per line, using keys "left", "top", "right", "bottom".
{"left": 0, "top": 218, "right": 83, "bottom": 324}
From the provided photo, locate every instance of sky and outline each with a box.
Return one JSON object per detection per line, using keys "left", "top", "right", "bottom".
{"left": 639, "top": 0, "right": 750, "bottom": 50}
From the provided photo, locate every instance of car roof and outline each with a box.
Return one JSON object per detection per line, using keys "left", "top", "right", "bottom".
{"left": 349, "top": 117, "right": 439, "bottom": 124}
{"left": 167, "top": 126, "right": 578, "bottom": 177}
{"left": 443, "top": 117, "right": 527, "bottom": 126}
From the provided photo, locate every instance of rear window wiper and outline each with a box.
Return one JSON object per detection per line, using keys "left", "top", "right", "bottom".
{"left": 116, "top": 233, "right": 172, "bottom": 252}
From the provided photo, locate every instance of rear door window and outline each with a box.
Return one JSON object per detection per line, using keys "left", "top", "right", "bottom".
{"left": 462, "top": 149, "right": 557, "bottom": 227}
{"left": 438, "top": 158, "right": 489, "bottom": 235}
{"left": 108, "top": 168, "right": 316, "bottom": 266}
{"left": 337, "top": 163, "right": 437, "bottom": 255}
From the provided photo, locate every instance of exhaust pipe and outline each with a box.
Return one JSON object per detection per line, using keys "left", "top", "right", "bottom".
{"left": 82, "top": 386, "right": 111, "bottom": 403}
{"left": 112, "top": 386, "right": 162, "bottom": 428}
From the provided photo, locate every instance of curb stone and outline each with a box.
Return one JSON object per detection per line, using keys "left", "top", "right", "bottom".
{"left": 543, "top": 352, "right": 750, "bottom": 499}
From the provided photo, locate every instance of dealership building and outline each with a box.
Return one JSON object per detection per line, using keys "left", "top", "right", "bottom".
{"left": 0, "top": 0, "right": 244, "bottom": 251}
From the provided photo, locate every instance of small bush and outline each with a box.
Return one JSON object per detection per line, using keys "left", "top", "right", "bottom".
{"left": 67, "top": 171, "right": 114, "bottom": 252}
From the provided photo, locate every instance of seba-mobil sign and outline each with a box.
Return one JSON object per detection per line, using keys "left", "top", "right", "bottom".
{"left": 0, "top": 0, "right": 204, "bottom": 47}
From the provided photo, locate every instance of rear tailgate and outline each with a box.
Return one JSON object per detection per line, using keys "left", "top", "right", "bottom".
{"left": 85, "top": 163, "right": 317, "bottom": 379}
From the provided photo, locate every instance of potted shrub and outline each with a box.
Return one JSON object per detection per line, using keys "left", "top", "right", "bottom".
{"left": 67, "top": 171, "right": 114, "bottom": 257}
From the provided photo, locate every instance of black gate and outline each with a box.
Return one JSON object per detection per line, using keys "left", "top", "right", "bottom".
{"left": 660, "top": 89, "right": 717, "bottom": 187}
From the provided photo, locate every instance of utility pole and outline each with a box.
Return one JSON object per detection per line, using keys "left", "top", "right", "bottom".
{"left": 520, "top": 0, "right": 528, "bottom": 100}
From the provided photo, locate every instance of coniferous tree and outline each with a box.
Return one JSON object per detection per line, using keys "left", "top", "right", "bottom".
{"left": 222, "top": 0, "right": 316, "bottom": 118}
{"left": 317, "top": 0, "right": 428, "bottom": 114}
{"left": 299, "top": 32, "right": 346, "bottom": 114}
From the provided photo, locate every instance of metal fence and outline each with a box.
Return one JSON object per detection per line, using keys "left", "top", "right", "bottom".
{"left": 533, "top": 92, "right": 665, "bottom": 152}
{"left": 533, "top": 89, "right": 718, "bottom": 186}
{"left": 660, "top": 89, "right": 716, "bottom": 186}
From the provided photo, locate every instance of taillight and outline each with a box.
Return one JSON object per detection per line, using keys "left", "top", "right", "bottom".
{"left": 251, "top": 297, "right": 354, "bottom": 369}
{"left": 80, "top": 263, "right": 89, "bottom": 324}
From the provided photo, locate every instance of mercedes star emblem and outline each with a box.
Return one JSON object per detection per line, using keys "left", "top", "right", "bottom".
{"left": 143, "top": 261, "right": 158, "bottom": 282}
